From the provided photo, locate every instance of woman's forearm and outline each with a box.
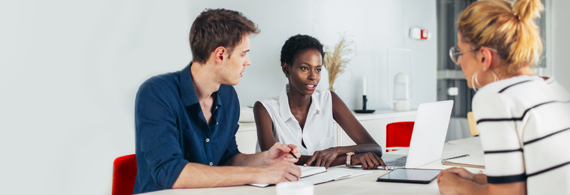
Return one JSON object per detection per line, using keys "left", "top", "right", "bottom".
{"left": 296, "top": 155, "right": 347, "bottom": 166}
{"left": 295, "top": 155, "right": 312, "bottom": 165}
{"left": 472, "top": 174, "right": 488, "bottom": 185}
{"left": 297, "top": 143, "right": 383, "bottom": 167}
{"left": 334, "top": 143, "right": 383, "bottom": 157}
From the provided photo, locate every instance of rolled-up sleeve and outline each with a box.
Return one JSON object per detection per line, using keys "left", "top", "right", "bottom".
{"left": 136, "top": 81, "right": 188, "bottom": 189}
{"left": 219, "top": 123, "right": 240, "bottom": 165}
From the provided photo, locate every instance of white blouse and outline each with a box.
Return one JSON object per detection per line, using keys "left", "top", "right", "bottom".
{"left": 256, "top": 85, "right": 335, "bottom": 155}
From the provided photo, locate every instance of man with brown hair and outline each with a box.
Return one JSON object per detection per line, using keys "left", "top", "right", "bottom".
{"left": 133, "top": 8, "right": 301, "bottom": 193}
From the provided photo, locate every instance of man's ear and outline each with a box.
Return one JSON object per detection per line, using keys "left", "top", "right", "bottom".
{"left": 212, "top": 46, "right": 226, "bottom": 64}
{"left": 282, "top": 63, "right": 290, "bottom": 77}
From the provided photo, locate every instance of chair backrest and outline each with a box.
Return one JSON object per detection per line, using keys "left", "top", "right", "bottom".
{"left": 467, "top": 112, "right": 479, "bottom": 136}
{"left": 386, "top": 121, "right": 415, "bottom": 148}
{"left": 113, "top": 154, "right": 137, "bottom": 195}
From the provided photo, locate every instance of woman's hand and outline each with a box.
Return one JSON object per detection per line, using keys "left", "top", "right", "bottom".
{"left": 305, "top": 148, "right": 341, "bottom": 168}
{"left": 437, "top": 170, "right": 463, "bottom": 195}
{"left": 440, "top": 167, "right": 487, "bottom": 185}
{"left": 352, "top": 152, "right": 387, "bottom": 170}
{"left": 442, "top": 167, "right": 474, "bottom": 181}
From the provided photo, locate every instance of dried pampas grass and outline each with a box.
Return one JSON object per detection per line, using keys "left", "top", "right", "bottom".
{"left": 324, "top": 34, "right": 354, "bottom": 91}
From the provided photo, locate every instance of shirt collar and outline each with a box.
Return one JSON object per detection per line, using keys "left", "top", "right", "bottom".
{"left": 279, "top": 85, "right": 293, "bottom": 121}
{"left": 310, "top": 92, "right": 321, "bottom": 115}
{"left": 179, "top": 62, "right": 223, "bottom": 109}
{"left": 278, "top": 85, "right": 320, "bottom": 121}
{"left": 212, "top": 91, "right": 223, "bottom": 110}
{"left": 180, "top": 63, "right": 199, "bottom": 107}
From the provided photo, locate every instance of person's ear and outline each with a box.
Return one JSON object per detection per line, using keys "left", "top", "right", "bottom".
{"left": 212, "top": 46, "right": 226, "bottom": 64}
{"left": 480, "top": 47, "right": 493, "bottom": 69}
{"left": 282, "top": 63, "right": 290, "bottom": 77}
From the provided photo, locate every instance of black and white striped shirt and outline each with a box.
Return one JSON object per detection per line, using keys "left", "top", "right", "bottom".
{"left": 473, "top": 75, "right": 570, "bottom": 194}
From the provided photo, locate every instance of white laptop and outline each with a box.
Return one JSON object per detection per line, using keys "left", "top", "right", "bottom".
{"left": 382, "top": 100, "right": 454, "bottom": 169}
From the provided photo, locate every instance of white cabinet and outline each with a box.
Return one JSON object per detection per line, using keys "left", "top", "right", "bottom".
{"left": 236, "top": 123, "right": 257, "bottom": 154}
{"left": 236, "top": 109, "right": 417, "bottom": 154}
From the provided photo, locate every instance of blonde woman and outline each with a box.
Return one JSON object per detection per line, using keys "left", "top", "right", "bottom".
{"left": 437, "top": 0, "right": 570, "bottom": 194}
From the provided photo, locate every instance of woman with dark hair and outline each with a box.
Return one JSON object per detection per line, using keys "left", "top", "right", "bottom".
{"left": 437, "top": 0, "right": 570, "bottom": 194}
{"left": 254, "top": 34, "right": 387, "bottom": 170}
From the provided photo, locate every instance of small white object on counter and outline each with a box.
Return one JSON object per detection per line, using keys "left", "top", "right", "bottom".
{"left": 239, "top": 106, "right": 255, "bottom": 123}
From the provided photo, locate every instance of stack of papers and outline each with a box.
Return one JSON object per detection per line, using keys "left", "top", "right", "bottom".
{"left": 299, "top": 166, "right": 327, "bottom": 178}
{"left": 302, "top": 166, "right": 373, "bottom": 185}
{"left": 250, "top": 165, "right": 373, "bottom": 187}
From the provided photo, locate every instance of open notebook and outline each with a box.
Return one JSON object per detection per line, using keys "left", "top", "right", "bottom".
{"left": 250, "top": 165, "right": 373, "bottom": 187}
{"left": 441, "top": 154, "right": 485, "bottom": 169}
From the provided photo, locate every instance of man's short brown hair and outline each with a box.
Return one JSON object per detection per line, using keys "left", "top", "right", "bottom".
{"left": 190, "top": 8, "right": 260, "bottom": 64}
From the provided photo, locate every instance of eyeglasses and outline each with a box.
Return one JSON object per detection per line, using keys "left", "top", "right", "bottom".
{"left": 449, "top": 46, "right": 476, "bottom": 65}
{"left": 449, "top": 46, "right": 497, "bottom": 65}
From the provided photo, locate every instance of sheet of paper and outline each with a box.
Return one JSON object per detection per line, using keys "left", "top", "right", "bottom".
{"left": 250, "top": 183, "right": 271, "bottom": 188}
{"left": 250, "top": 165, "right": 326, "bottom": 187}
{"left": 327, "top": 166, "right": 373, "bottom": 180}
{"left": 299, "top": 168, "right": 352, "bottom": 185}
{"left": 300, "top": 166, "right": 326, "bottom": 178}
{"left": 250, "top": 165, "right": 374, "bottom": 187}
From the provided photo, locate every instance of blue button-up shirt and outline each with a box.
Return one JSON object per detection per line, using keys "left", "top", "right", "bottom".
{"left": 133, "top": 63, "right": 241, "bottom": 193}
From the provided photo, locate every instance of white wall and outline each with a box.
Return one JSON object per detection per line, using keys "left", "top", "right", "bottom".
{"left": 551, "top": 0, "right": 570, "bottom": 89}
{"left": 307, "top": 0, "right": 437, "bottom": 109}
{"left": 0, "top": 0, "right": 436, "bottom": 194}
{"left": 0, "top": 1, "right": 192, "bottom": 194}
{"left": 190, "top": 0, "right": 437, "bottom": 109}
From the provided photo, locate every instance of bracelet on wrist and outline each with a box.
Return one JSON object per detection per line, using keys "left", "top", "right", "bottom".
{"left": 346, "top": 152, "right": 355, "bottom": 166}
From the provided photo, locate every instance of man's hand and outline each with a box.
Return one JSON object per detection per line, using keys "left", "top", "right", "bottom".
{"left": 305, "top": 148, "right": 340, "bottom": 168}
{"left": 266, "top": 142, "right": 300, "bottom": 165}
{"left": 352, "top": 152, "right": 387, "bottom": 170}
{"left": 255, "top": 161, "right": 302, "bottom": 184}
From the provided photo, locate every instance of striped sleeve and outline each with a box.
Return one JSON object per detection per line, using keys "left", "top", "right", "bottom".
{"left": 472, "top": 90, "right": 526, "bottom": 183}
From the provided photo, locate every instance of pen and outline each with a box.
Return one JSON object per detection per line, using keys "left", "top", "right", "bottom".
{"left": 441, "top": 154, "right": 470, "bottom": 163}
{"left": 289, "top": 151, "right": 298, "bottom": 159}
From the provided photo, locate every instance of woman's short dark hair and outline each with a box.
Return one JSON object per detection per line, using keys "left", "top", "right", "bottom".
{"left": 190, "top": 8, "right": 260, "bottom": 64}
{"left": 280, "top": 34, "right": 325, "bottom": 67}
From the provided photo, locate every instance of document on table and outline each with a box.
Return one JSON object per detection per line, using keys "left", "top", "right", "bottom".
{"left": 300, "top": 165, "right": 327, "bottom": 178}
{"left": 250, "top": 166, "right": 326, "bottom": 187}
{"left": 327, "top": 166, "right": 373, "bottom": 181}
{"left": 303, "top": 166, "right": 373, "bottom": 184}
{"left": 250, "top": 165, "right": 372, "bottom": 187}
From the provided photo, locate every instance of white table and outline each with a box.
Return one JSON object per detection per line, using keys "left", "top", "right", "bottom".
{"left": 141, "top": 137, "right": 483, "bottom": 195}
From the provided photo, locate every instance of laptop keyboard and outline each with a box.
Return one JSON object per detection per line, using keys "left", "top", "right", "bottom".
{"left": 385, "top": 156, "right": 407, "bottom": 166}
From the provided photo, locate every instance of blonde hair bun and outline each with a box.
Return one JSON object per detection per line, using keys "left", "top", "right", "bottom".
{"left": 513, "top": 0, "right": 545, "bottom": 21}
{"left": 457, "top": 0, "right": 544, "bottom": 74}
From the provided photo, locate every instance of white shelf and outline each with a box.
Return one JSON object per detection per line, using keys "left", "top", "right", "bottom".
{"left": 351, "top": 109, "right": 417, "bottom": 121}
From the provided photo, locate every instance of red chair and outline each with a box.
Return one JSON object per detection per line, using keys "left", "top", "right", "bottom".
{"left": 386, "top": 121, "right": 415, "bottom": 152}
{"left": 113, "top": 154, "right": 137, "bottom": 195}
